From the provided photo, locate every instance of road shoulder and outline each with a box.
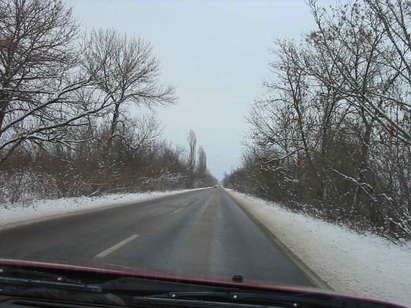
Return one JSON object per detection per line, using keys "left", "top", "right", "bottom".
{"left": 224, "top": 189, "right": 332, "bottom": 290}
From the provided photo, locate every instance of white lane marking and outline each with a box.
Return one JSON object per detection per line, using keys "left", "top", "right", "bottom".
{"left": 172, "top": 208, "right": 183, "bottom": 215}
{"left": 95, "top": 234, "right": 139, "bottom": 258}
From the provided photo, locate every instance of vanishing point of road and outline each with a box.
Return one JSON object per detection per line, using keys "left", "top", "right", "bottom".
{"left": 0, "top": 188, "right": 314, "bottom": 287}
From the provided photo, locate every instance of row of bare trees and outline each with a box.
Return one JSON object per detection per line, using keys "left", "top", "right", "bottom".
{"left": 186, "top": 129, "right": 216, "bottom": 187}
{"left": 0, "top": 0, "right": 216, "bottom": 203}
{"left": 224, "top": 0, "right": 411, "bottom": 243}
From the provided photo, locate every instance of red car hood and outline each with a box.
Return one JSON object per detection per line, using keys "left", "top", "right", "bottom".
{"left": 0, "top": 258, "right": 405, "bottom": 308}
{"left": 0, "top": 257, "right": 316, "bottom": 291}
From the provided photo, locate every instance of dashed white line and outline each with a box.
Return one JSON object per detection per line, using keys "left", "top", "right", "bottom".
{"left": 172, "top": 208, "right": 183, "bottom": 215}
{"left": 95, "top": 234, "right": 139, "bottom": 258}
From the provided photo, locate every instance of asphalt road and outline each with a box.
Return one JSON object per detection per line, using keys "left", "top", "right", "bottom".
{"left": 0, "top": 188, "right": 314, "bottom": 287}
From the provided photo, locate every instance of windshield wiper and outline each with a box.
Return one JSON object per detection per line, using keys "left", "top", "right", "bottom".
{"left": 97, "top": 276, "right": 234, "bottom": 294}
{"left": 139, "top": 291, "right": 317, "bottom": 307}
{"left": 0, "top": 266, "right": 101, "bottom": 292}
{"left": 0, "top": 266, "right": 125, "bottom": 306}
{"left": 0, "top": 266, "right": 225, "bottom": 296}
{"left": 135, "top": 290, "right": 388, "bottom": 308}
{"left": 0, "top": 266, "right": 241, "bottom": 306}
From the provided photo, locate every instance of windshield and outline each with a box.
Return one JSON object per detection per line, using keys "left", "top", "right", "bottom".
{"left": 0, "top": 0, "right": 410, "bottom": 307}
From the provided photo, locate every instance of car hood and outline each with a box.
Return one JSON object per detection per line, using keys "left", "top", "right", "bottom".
{"left": 0, "top": 257, "right": 405, "bottom": 308}
{"left": 0, "top": 257, "right": 318, "bottom": 291}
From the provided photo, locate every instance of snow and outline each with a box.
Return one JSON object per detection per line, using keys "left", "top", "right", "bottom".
{"left": 227, "top": 189, "right": 411, "bottom": 307}
{"left": 0, "top": 189, "right": 202, "bottom": 229}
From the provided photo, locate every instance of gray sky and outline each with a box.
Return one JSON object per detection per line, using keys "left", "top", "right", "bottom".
{"left": 67, "top": 0, "right": 323, "bottom": 180}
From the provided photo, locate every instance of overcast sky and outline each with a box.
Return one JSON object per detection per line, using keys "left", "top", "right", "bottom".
{"left": 67, "top": 0, "right": 330, "bottom": 180}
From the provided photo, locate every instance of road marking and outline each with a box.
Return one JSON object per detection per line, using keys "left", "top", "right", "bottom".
{"left": 95, "top": 234, "right": 139, "bottom": 258}
{"left": 172, "top": 208, "right": 183, "bottom": 215}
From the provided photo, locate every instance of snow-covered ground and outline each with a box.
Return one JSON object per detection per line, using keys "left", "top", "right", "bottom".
{"left": 228, "top": 190, "right": 411, "bottom": 307}
{"left": 0, "top": 189, "right": 202, "bottom": 229}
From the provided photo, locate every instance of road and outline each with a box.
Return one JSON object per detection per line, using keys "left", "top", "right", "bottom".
{"left": 0, "top": 188, "right": 314, "bottom": 287}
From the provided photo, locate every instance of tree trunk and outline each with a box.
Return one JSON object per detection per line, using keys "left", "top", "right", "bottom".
{"left": 353, "top": 117, "right": 374, "bottom": 211}
{"left": 107, "top": 103, "right": 121, "bottom": 151}
{"left": 0, "top": 90, "right": 9, "bottom": 139}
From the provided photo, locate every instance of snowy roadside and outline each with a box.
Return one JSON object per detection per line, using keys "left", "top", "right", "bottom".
{"left": 0, "top": 188, "right": 205, "bottom": 230}
{"left": 227, "top": 189, "right": 411, "bottom": 307}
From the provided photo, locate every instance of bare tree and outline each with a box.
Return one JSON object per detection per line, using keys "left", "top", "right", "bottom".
{"left": 187, "top": 129, "right": 197, "bottom": 171}
{"left": 110, "top": 113, "right": 161, "bottom": 158}
{"left": 0, "top": 0, "right": 114, "bottom": 165}
{"left": 197, "top": 146, "right": 207, "bottom": 176}
{"left": 0, "top": 0, "right": 77, "bottom": 132}
{"left": 364, "top": 0, "right": 411, "bottom": 84}
{"left": 309, "top": 0, "right": 411, "bottom": 144}
{"left": 81, "top": 29, "right": 176, "bottom": 150}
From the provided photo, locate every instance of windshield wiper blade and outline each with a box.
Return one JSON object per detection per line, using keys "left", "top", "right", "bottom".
{"left": 139, "top": 290, "right": 390, "bottom": 308}
{"left": 0, "top": 275, "right": 102, "bottom": 293}
{"left": 0, "top": 267, "right": 126, "bottom": 306}
{"left": 0, "top": 266, "right": 102, "bottom": 292}
{"left": 135, "top": 291, "right": 309, "bottom": 308}
{"left": 96, "top": 276, "right": 237, "bottom": 294}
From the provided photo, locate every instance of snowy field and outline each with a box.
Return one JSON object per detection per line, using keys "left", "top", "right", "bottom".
{"left": 0, "top": 189, "right": 202, "bottom": 229}
{"left": 228, "top": 189, "right": 411, "bottom": 307}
